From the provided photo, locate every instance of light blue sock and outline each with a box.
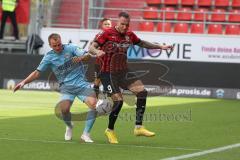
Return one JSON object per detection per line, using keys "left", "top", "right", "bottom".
{"left": 83, "top": 109, "right": 97, "bottom": 134}
{"left": 62, "top": 112, "right": 73, "bottom": 128}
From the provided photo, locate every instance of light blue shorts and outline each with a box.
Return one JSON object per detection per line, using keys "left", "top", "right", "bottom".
{"left": 59, "top": 83, "right": 95, "bottom": 102}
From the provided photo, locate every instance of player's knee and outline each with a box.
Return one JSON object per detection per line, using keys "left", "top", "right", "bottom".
{"left": 137, "top": 89, "right": 148, "bottom": 99}
{"left": 85, "top": 98, "right": 97, "bottom": 109}
{"left": 59, "top": 101, "right": 72, "bottom": 114}
{"left": 61, "top": 107, "right": 70, "bottom": 115}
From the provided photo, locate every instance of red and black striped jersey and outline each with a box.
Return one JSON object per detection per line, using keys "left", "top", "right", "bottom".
{"left": 94, "top": 26, "right": 141, "bottom": 73}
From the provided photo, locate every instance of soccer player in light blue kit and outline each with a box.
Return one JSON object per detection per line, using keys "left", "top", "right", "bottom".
{"left": 13, "top": 33, "right": 105, "bottom": 142}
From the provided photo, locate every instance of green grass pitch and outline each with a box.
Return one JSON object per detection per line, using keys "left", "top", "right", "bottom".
{"left": 0, "top": 89, "right": 240, "bottom": 160}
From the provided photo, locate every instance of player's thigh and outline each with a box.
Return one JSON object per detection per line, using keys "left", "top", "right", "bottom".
{"left": 100, "top": 73, "right": 120, "bottom": 96}
{"left": 76, "top": 84, "right": 97, "bottom": 109}
{"left": 59, "top": 94, "right": 75, "bottom": 113}
{"left": 111, "top": 93, "right": 123, "bottom": 101}
{"left": 127, "top": 80, "right": 145, "bottom": 95}
{"left": 84, "top": 95, "right": 97, "bottom": 109}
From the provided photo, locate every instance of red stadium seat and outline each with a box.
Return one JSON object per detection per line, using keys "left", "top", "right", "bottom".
{"left": 180, "top": 0, "right": 195, "bottom": 6}
{"left": 139, "top": 21, "right": 155, "bottom": 31}
{"left": 143, "top": 7, "right": 158, "bottom": 19}
{"left": 129, "top": 21, "right": 140, "bottom": 31}
{"left": 232, "top": 0, "right": 240, "bottom": 8}
{"left": 225, "top": 25, "right": 240, "bottom": 35}
{"left": 229, "top": 10, "right": 240, "bottom": 22}
{"left": 194, "top": 8, "right": 209, "bottom": 21}
{"left": 177, "top": 7, "right": 192, "bottom": 21}
{"left": 208, "top": 24, "right": 223, "bottom": 34}
{"left": 197, "top": 0, "right": 212, "bottom": 6}
{"left": 210, "top": 9, "right": 226, "bottom": 22}
{"left": 190, "top": 23, "right": 204, "bottom": 34}
{"left": 146, "top": 0, "right": 161, "bottom": 5}
{"left": 162, "top": 0, "right": 178, "bottom": 5}
{"left": 174, "top": 23, "right": 189, "bottom": 33}
{"left": 160, "top": 7, "right": 175, "bottom": 20}
{"left": 214, "top": 0, "right": 229, "bottom": 7}
{"left": 157, "top": 22, "right": 172, "bottom": 32}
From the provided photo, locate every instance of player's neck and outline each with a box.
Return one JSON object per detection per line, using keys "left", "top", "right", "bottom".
{"left": 115, "top": 26, "right": 125, "bottom": 35}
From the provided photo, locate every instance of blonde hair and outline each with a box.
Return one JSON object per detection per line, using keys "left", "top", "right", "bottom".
{"left": 48, "top": 33, "right": 61, "bottom": 44}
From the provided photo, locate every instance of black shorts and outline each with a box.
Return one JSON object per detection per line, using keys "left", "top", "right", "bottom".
{"left": 100, "top": 70, "right": 139, "bottom": 95}
{"left": 94, "top": 64, "right": 101, "bottom": 79}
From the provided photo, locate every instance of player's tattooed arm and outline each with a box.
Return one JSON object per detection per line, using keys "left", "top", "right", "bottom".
{"left": 88, "top": 42, "right": 105, "bottom": 57}
{"left": 137, "top": 40, "right": 174, "bottom": 50}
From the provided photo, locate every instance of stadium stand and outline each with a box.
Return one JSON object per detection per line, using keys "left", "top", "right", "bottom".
{"left": 215, "top": 0, "right": 230, "bottom": 7}
{"left": 181, "top": 0, "right": 195, "bottom": 6}
{"left": 190, "top": 23, "right": 204, "bottom": 34}
{"left": 157, "top": 22, "right": 172, "bottom": 32}
{"left": 146, "top": 0, "right": 161, "bottom": 5}
{"left": 208, "top": 24, "right": 223, "bottom": 34}
{"left": 139, "top": 21, "right": 155, "bottom": 31}
{"left": 47, "top": 0, "right": 240, "bottom": 35}
{"left": 143, "top": 7, "right": 158, "bottom": 19}
{"left": 162, "top": 0, "right": 178, "bottom": 6}
{"left": 174, "top": 23, "right": 189, "bottom": 33}
{"left": 160, "top": 7, "right": 175, "bottom": 20}
{"left": 229, "top": 9, "right": 240, "bottom": 22}
{"left": 194, "top": 8, "right": 209, "bottom": 21}
{"left": 197, "top": 0, "right": 212, "bottom": 7}
{"left": 177, "top": 7, "right": 192, "bottom": 21}
{"left": 210, "top": 9, "right": 226, "bottom": 22}
{"left": 232, "top": 0, "right": 240, "bottom": 8}
{"left": 225, "top": 24, "right": 240, "bottom": 34}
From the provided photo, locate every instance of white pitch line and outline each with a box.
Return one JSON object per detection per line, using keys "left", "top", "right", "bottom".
{"left": 161, "top": 143, "right": 240, "bottom": 160}
{"left": 0, "top": 137, "right": 200, "bottom": 151}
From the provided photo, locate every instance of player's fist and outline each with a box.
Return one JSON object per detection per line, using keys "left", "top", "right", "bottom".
{"left": 13, "top": 82, "right": 25, "bottom": 92}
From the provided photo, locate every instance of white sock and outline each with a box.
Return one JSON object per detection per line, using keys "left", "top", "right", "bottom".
{"left": 82, "top": 131, "right": 90, "bottom": 136}
{"left": 135, "top": 125, "right": 142, "bottom": 129}
{"left": 107, "top": 128, "right": 113, "bottom": 131}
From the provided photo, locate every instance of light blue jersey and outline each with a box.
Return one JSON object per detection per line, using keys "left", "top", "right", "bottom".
{"left": 37, "top": 43, "right": 93, "bottom": 102}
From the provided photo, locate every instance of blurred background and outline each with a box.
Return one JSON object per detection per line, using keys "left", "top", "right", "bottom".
{"left": 1, "top": 0, "right": 240, "bottom": 99}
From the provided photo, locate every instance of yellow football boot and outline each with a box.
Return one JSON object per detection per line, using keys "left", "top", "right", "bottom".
{"left": 134, "top": 126, "right": 155, "bottom": 137}
{"left": 105, "top": 129, "right": 119, "bottom": 144}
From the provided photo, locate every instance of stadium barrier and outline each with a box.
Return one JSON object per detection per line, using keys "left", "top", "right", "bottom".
{"left": 1, "top": 56, "right": 240, "bottom": 100}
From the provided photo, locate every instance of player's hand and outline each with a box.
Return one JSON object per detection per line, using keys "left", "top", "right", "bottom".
{"left": 72, "top": 56, "right": 82, "bottom": 63}
{"left": 96, "top": 50, "right": 105, "bottom": 57}
{"left": 13, "top": 82, "right": 25, "bottom": 92}
{"left": 161, "top": 44, "right": 174, "bottom": 51}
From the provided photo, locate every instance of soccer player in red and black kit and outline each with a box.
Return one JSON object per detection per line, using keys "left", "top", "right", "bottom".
{"left": 93, "top": 18, "right": 112, "bottom": 98}
{"left": 89, "top": 12, "right": 173, "bottom": 144}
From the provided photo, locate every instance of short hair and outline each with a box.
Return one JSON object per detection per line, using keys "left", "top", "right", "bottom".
{"left": 99, "top": 18, "right": 111, "bottom": 28}
{"left": 118, "top": 12, "right": 130, "bottom": 19}
{"left": 48, "top": 33, "right": 61, "bottom": 44}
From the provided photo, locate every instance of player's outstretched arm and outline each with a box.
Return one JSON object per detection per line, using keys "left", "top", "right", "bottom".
{"left": 13, "top": 70, "right": 41, "bottom": 92}
{"left": 72, "top": 54, "right": 92, "bottom": 63}
{"left": 137, "top": 40, "right": 174, "bottom": 51}
{"left": 88, "top": 42, "right": 105, "bottom": 57}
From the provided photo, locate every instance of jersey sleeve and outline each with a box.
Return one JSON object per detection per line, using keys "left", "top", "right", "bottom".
{"left": 74, "top": 46, "right": 87, "bottom": 56}
{"left": 130, "top": 32, "right": 141, "bottom": 45}
{"left": 70, "top": 44, "right": 87, "bottom": 56}
{"left": 37, "top": 54, "right": 51, "bottom": 72}
{"left": 94, "top": 30, "right": 108, "bottom": 46}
